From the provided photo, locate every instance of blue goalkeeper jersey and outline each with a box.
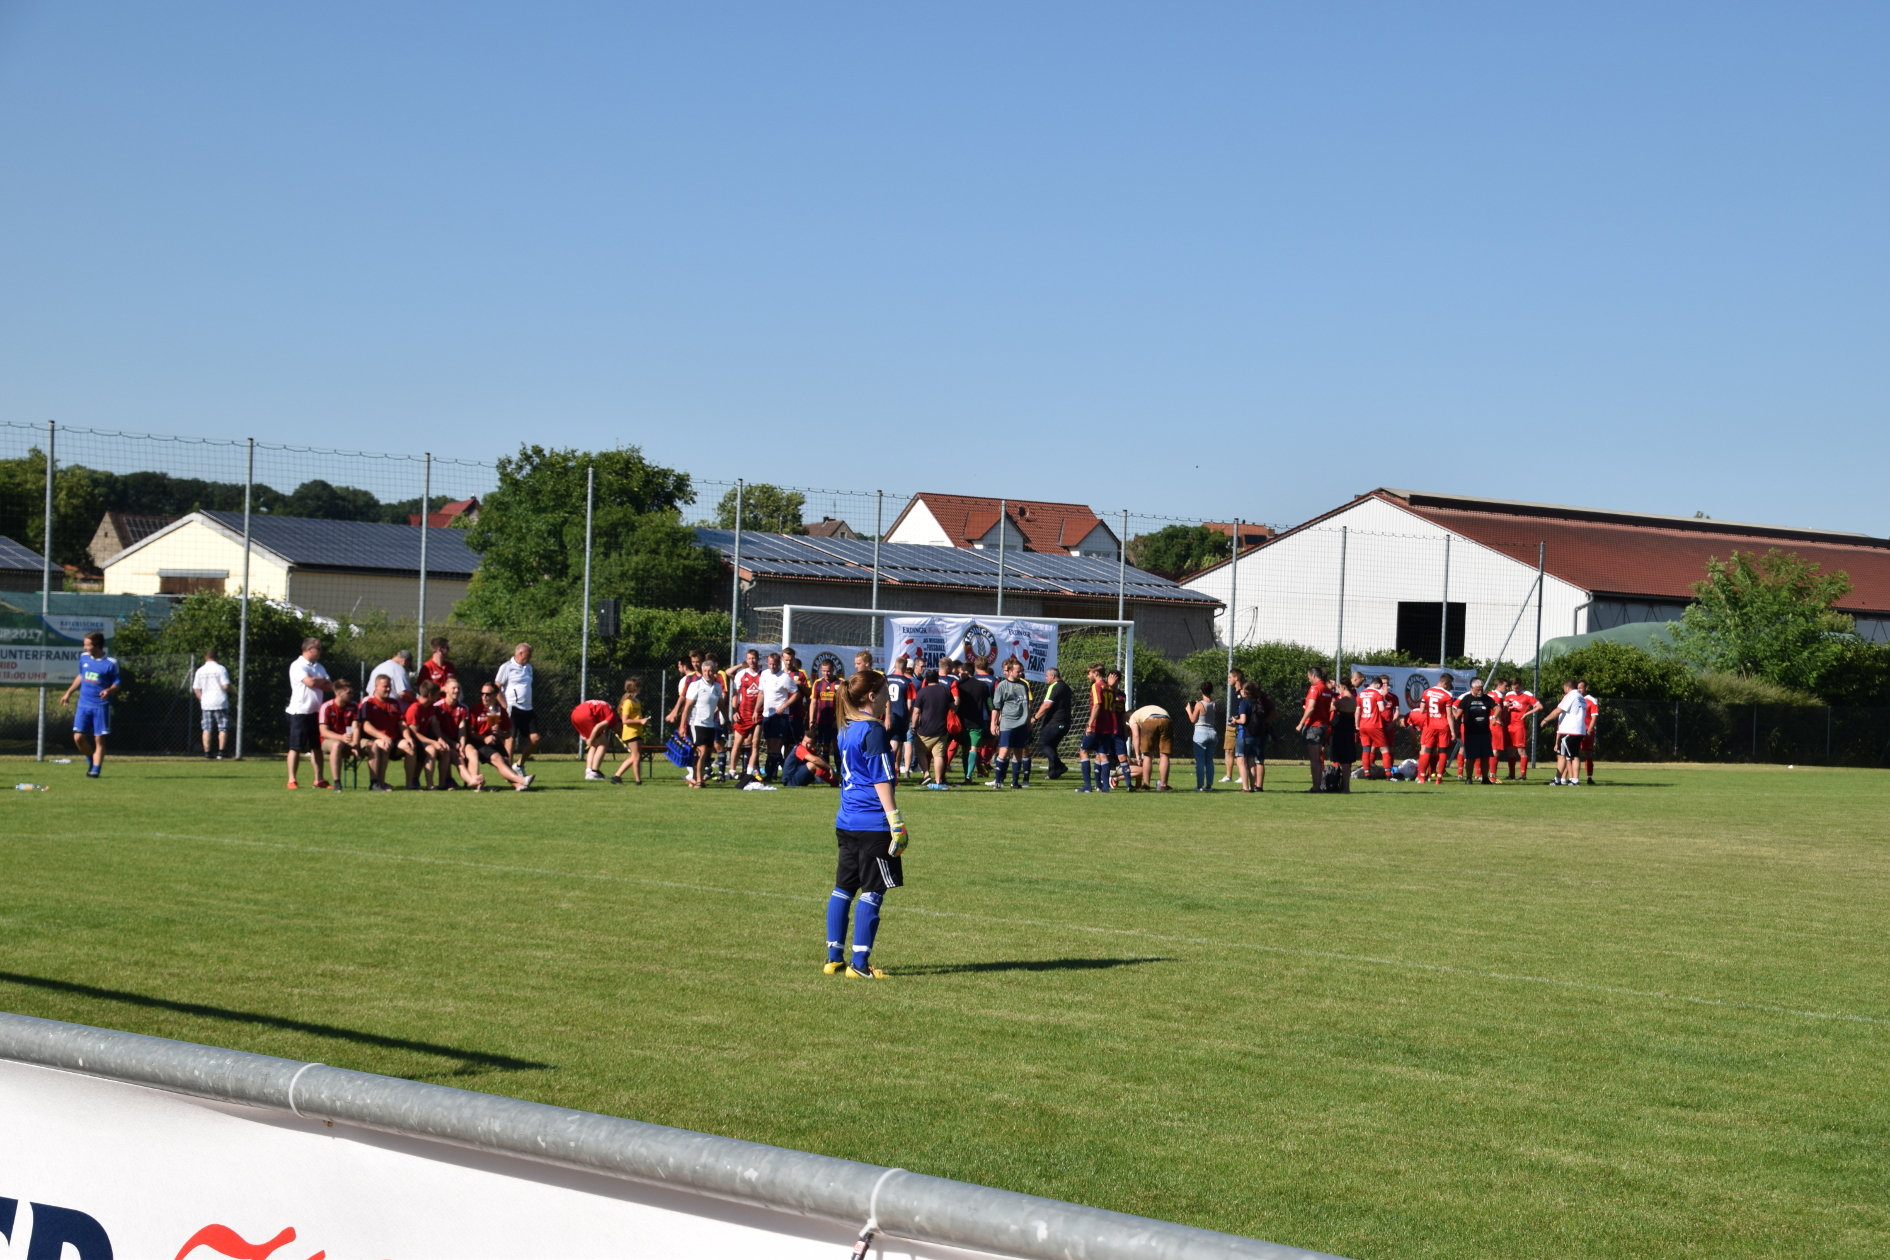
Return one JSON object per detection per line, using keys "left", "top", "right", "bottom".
{"left": 77, "top": 652, "right": 120, "bottom": 706}
{"left": 834, "top": 719, "right": 895, "bottom": 832}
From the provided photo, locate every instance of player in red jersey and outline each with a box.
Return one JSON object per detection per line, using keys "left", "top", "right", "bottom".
{"left": 466, "top": 683, "right": 533, "bottom": 790}
{"left": 418, "top": 636, "right": 458, "bottom": 690}
{"left": 1501, "top": 681, "right": 1541, "bottom": 779}
{"left": 1578, "top": 682, "right": 1601, "bottom": 784}
{"left": 811, "top": 659, "right": 842, "bottom": 758}
{"left": 571, "top": 696, "right": 618, "bottom": 781}
{"left": 1296, "top": 667, "right": 1334, "bottom": 792}
{"left": 727, "top": 650, "right": 764, "bottom": 781}
{"left": 1354, "top": 674, "right": 1398, "bottom": 775}
{"left": 404, "top": 678, "right": 453, "bottom": 789}
{"left": 358, "top": 672, "right": 411, "bottom": 792}
{"left": 432, "top": 676, "right": 472, "bottom": 788}
{"left": 317, "top": 677, "right": 362, "bottom": 791}
{"left": 1415, "top": 673, "right": 1457, "bottom": 783}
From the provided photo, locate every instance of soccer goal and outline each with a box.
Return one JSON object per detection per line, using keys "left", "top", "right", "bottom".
{"left": 745, "top": 604, "right": 1139, "bottom": 706}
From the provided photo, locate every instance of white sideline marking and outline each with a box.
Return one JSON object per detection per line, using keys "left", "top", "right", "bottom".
{"left": 70, "top": 830, "right": 1890, "bottom": 1031}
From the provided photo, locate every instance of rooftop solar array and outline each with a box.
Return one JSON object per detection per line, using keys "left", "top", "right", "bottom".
{"left": 203, "top": 512, "right": 481, "bottom": 576}
{"left": 696, "top": 529, "right": 1218, "bottom": 605}
{"left": 0, "top": 534, "right": 49, "bottom": 572}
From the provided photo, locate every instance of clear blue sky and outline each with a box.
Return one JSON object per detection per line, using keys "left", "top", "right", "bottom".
{"left": 2, "top": 3, "right": 1884, "bottom": 534}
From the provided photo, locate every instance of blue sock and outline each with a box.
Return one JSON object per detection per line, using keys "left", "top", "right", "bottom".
{"left": 826, "top": 889, "right": 851, "bottom": 963}
{"left": 1098, "top": 756, "right": 1113, "bottom": 791}
{"left": 851, "top": 891, "right": 882, "bottom": 969}
{"left": 1081, "top": 760, "right": 1092, "bottom": 790}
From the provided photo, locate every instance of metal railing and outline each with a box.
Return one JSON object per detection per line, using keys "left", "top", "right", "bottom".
{"left": 0, "top": 1012, "right": 1343, "bottom": 1260}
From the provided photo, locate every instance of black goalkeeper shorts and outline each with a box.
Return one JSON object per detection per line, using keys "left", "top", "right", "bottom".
{"left": 835, "top": 828, "right": 903, "bottom": 895}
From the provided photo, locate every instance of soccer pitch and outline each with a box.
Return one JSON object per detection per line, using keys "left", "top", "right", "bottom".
{"left": 4, "top": 757, "right": 1887, "bottom": 1258}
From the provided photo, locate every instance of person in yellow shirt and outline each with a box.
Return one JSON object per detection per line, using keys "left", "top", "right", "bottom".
{"left": 611, "top": 677, "right": 646, "bottom": 785}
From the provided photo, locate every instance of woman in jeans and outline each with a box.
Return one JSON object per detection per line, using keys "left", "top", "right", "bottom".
{"left": 1186, "top": 682, "right": 1219, "bottom": 791}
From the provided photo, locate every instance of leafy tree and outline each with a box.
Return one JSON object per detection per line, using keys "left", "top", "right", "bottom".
{"left": 281, "top": 480, "right": 385, "bottom": 522}
{"left": 715, "top": 484, "right": 805, "bottom": 535}
{"left": 1804, "top": 638, "right": 1890, "bottom": 707}
{"left": 457, "top": 444, "right": 718, "bottom": 637}
{"left": 1538, "top": 641, "right": 1697, "bottom": 701}
{"left": 1666, "top": 549, "right": 1853, "bottom": 693}
{"left": 0, "top": 450, "right": 109, "bottom": 568}
{"left": 1059, "top": 630, "right": 1190, "bottom": 719}
{"left": 1127, "top": 524, "right": 1232, "bottom": 579}
{"left": 112, "top": 590, "right": 334, "bottom": 662}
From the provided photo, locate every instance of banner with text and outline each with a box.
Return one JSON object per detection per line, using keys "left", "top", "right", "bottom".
{"left": 884, "top": 617, "right": 1056, "bottom": 682}
{"left": 1343, "top": 663, "right": 1484, "bottom": 710}
{"left": 0, "top": 613, "right": 113, "bottom": 688}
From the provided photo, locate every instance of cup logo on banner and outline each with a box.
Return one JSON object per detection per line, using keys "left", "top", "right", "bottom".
{"left": 884, "top": 616, "right": 1056, "bottom": 681}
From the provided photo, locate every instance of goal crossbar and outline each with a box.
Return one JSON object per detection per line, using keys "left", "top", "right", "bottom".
{"left": 762, "top": 604, "right": 1138, "bottom": 706}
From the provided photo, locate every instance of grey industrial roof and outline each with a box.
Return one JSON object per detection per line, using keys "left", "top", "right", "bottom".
{"left": 199, "top": 511, "right": 481, "bottom": 576}
{"left": 0, "top": 535, "right": 50, "bottom": 573}
{"left": 697, "top": 529, "right": 1219, "bottom": 606}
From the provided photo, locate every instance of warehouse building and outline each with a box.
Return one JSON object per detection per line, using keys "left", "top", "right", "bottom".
{"left": 1184, "top": 489, "right": 1890, "bottom": 662}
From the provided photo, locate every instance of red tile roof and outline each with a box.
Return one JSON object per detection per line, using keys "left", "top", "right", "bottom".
{"left": 408, "top": 497, "right": 480, "bottom": 529}
{"left": 893, "top": 493, "right": 1115, "bottom": 554}
{"left": 1383, "top": 491, "right": 1890, "bottom": 614}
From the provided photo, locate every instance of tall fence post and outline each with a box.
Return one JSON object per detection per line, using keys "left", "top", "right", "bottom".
{"left": 996, "top": 498, "right": 1006, "bottom": 616}
{"left": 1116, "top": 509, "right": 1128, "bottom": 673}
{"left": 416, "top": 452, "right": 431, "bottom": 665}
{"left": 1530, "top": 541, "right": 1544, "bottom": 768}
{"left": 235, "top": 438, "right": 254, "bottom": 761}
{"left": 1752, "top": 705, "right": 1759, "bottom": 759}
{"left": 579, "top": 464, "right": 594, "bottom": 700}
{"left": 1673, "top": 700, "right": 1680, "bottom": 759}
{"left": 729, "top": 480, "right": 743, "bottom": 666}
{"left": 1225, "top": 519, "right": 1238, "bottom": 749}
{"left": 1333, "top": 525, "right": 1348, "bottom": 678}
{"left": 871, "top": 489, "right": 882, "bottom": 613}
{"left": 35, "top": 420, "right": 54, "bottom": 762}
{"left": 1826, "top": 706, "right": 1833, "bottom": 764}
{"left": 1438, "top": 534, "right": 1452, "bottom": 666}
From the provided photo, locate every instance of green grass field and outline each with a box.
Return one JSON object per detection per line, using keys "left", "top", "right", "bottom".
{"left": 4, "top": 753, "right": 1887, "bottom": 1258}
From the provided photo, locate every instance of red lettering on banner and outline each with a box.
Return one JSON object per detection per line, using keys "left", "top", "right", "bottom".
{"left": 175, "top": 1223, "right": 297, "bottom": 1260}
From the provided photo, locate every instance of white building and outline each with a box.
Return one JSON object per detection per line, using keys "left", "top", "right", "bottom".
{"left": 101, "top": 511, "right": 479, "bottom": 622}
{"left": 884, "top": 493, "right": 1120, "bottom": 559}
{"left": 1184, "top": 489, "right": 1890, "bottom": 662}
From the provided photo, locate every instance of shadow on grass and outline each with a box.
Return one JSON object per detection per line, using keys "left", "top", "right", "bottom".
{"left": 895, "top": 957, "right": 1172, "bottom": 977}
{"left": 0, "top": 971, "right": 553, "bottom": 1074}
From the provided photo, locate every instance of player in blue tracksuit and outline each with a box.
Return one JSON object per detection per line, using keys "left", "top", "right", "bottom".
{"left": 60, "top": 632, "right": 122, "bottom": 778}
{"left": 824, "top": 669, "right": 909, "bottom": 979}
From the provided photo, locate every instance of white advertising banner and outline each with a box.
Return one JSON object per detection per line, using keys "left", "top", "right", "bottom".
{"left": 1342, "top": 664, "right": 1483, "bottom": 711}
{"left": 739, "top": 642, "right": 877, "bottom": 674}
{"left": 0, "top": 1060, "right": 1004, "bottom": 1260}
{"left": 883, "top": 618, "right": 1057, "bottom": 682}
{"left": 0, "top": 614, "right": 112, "bottom": 688}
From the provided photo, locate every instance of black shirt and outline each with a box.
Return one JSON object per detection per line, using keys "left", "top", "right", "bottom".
{"left": 1041, "top": 679, "right": 1073, "bottom": 727}
{"left": 913, "top": 681, "right": 956, "bottom": 738}
{"left": 955, "top": 676, "right": 992, "bottom": 725}
{"left": 1455, "top": 692, "right": 1497, "bottom": 733}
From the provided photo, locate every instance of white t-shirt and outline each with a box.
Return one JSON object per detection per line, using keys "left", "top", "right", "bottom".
{"left": 193, "top": 661, "right": 232, "bottom": 710}
{"left": 685, "top": 677, "right": 724, "bottom": 728}
{"left": 1554, "top": 689, "right": 1588, "bottom": 735}
{"left": 287, "top": 657, "right": 330, "bottom": 715}
{"left": 369, "top": 658, "right": 413, "bottom": 700}
{"left": 494, "top": 659, "right": 534, "bottom": 710}
{"left": 758, "top": 668, "right": 797, "bottom": 717}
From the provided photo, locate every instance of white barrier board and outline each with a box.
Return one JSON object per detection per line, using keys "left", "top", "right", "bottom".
{"left": 0, "top": 1060, "right": 1003, "bottom": 1260}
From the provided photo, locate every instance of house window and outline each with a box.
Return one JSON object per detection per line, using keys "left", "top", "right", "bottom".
{"left": 1396, "top": 601, "right": 1464, "bottom": 663}
{"left": 158, "top": 570, "right": 229, "bottom": 595}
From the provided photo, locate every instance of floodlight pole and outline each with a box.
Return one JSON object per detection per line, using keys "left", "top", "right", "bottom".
{"left": 729, "top": 480, "right": 743, "bottom": 667}
{"left": 1532, "top": 541, "right": 1544, "bottom": 766}
{"left": 416, "top": 452, "right": 431, "bottom": 665}
{"left": 1438, "top": 534, "right": 1451, "bottom": 667}
{"left": 995, "top": 498, "right": 1005, "bottom": 616}
{"left": 579, "top": 464, "right": 594, "bottom": 700}
{"left": 871, "top": 489, "right": 882, "bottom": 612}
{"left": 35, "top": 420, "right": 54, "bottom": 761}
{"left": 235, "top": 437, "right": 254, "bottom": 762}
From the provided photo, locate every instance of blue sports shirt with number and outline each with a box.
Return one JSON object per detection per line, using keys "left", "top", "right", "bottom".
{"left": 77, "top": 652, "right": 120, "bottom": 706}
{"left": 834, "top": 718, "right": 895, "bottom": 831}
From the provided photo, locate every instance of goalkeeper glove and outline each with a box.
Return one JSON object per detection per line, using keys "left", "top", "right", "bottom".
{"left": 885, "top": 808, "right": 909, "bottom": 857}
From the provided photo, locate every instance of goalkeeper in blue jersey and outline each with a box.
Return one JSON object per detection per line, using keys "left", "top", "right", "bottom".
{"left": 824, "top": 669, "right": 908, "bottom": 979}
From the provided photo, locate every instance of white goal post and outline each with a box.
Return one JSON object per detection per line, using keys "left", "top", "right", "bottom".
{"left": 756, "top": 604, "right": 1140, "bottom": 706}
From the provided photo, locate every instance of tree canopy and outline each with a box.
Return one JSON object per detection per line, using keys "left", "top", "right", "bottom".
{"left": 456, "top": 444, "right": 719, "bottom": 633}
{"left": 1127, "top": 524, "right": 1233, "bottom": 579}
{"left": 1665, "top": 549, "right": 1853, "bottom": 694}
{"left": 715, "top": 483, "right": 806, "bottom": 535}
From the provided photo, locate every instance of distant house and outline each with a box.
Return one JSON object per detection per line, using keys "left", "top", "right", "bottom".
{"left": 101, "top": 512, "right": 480, "bottom": 621}
{"left": 803, "top": 517, "right": 861, "bottom": 540}
{"left": 0, "top": 536, "right": 50, "bottom": 592}
{"left": 1204, "top": 522, "right": 1274, "bottom": 552}
{"left": 89, "top": 512, "right": 179, "bottom": 568}
{"left": 408, "top": 497, "right": 481, "bottom": 528}
{"left": 884, "top": 493, "right": 1119, "bottom": 559}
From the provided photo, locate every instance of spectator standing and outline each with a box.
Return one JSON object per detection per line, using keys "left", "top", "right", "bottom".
{"left": 418, "top": 638, "right": 457, "bottom": 690}
{"left": 1452, "top": 676, "right": 1499, "bottom": 785}
{"left": 953, "top": 660, "right": 993, "bottom": 784}
{"left": 59, "top": 631, "right": 121, "bottom": 779}
{"left": 1541, "top": 678, "right": 1589, "bottom": 786}
{"left": 1327, "top": 680, "right": 1359, "bottom": 792}
{"left": 1239, "top": 682, "right": 1274, "bottom": 791}
{"left": 912, "top": 667, "right": 955, "bottom": 789}
{"left": 1033, "top": 666, "right": 1073, "bottom": 780}
{"left": 192, "top": 647, "right": 232, "bottom": 760}
{"left": 990, "top": 658, "right": 1033, "bottom": 789}
{"left": 1578, "top": 680, "right": 1601, "bottom": 785}
{"left": 1223, "top": 669, "right": 1245, "bottom": 784}
{"left": 679, "top": 658, "right": 725, "bottom": 789}
{"left": 285, "top": 637, "right": 334, "bottom": 790}
{"left": 493, "top": 642, "right": 537, "bottom": 763}
{"left": 1187, "top": 683, "right": 1218, "bottom": 791}
{"left": 612, "top": 678, "right": 647, "bottom": 785}
{"left": 757, "top": 651, "right": 798, "bottom": 783}
{"left": 884, "top": 656, "right": 916, "bottom": 778}
{"left": 369, "top": 649, "right": 416, "bottom": 706}
{"left": 1296, "top": 666, "right": 1333, "bottom": 793}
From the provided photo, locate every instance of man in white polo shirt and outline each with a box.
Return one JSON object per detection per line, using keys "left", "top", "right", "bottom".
{"left": 493, "top": 642, "right": 537, "bottom": 764}
{"left": 756, "top": 650, "right": 799, "bottom": 783}
{"left": 192, "top": 646, "right": 233, "bottom": 760}
{"left": 1540, "top": 678, "right": 1588, "bottom": 787}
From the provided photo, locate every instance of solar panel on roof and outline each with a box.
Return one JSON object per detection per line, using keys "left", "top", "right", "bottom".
{"left": 0, "top": 535, "right": 49, "bottom": 570}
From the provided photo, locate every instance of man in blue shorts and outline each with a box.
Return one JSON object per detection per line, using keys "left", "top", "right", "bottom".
{"left": 59, "top": 632, "right": 120, "bottom": 778}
